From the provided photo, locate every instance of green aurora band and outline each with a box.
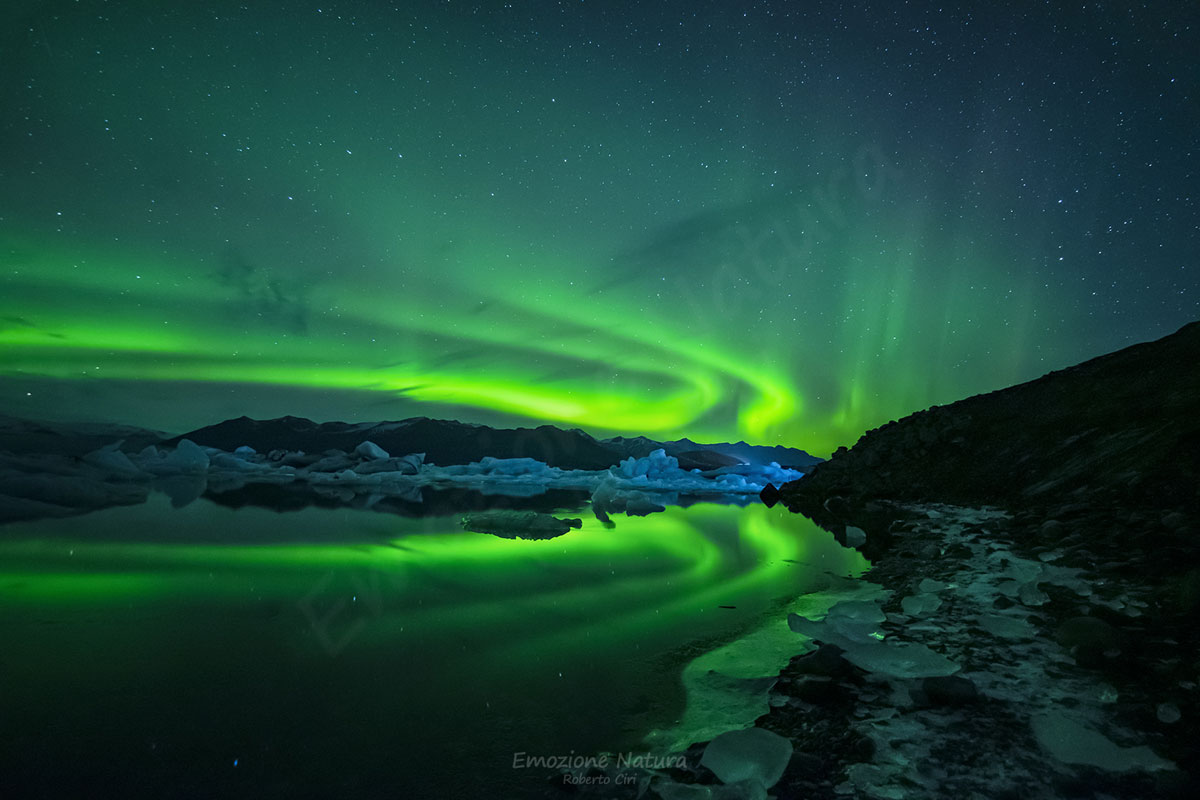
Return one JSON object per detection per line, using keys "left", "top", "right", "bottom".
{"left": 1, "top": 228, "right": 1058, "bottom": 455}
{"left": 3, "top": 2, "right": 1193, "bottom": 454}
{"left": 1, "top": 233, "right": 797, "bottom": 441}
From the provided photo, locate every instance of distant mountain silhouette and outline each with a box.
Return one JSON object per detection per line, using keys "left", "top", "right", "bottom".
{"left": 166, "top": 416, "right": 620, "bottom": 469}
{"left": 166, "top": 416, "right": 823, "bottom": 472}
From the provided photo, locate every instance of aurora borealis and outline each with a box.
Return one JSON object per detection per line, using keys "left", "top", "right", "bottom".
{"left": 2, "top": 1, "right": 1196, "bottom": 454}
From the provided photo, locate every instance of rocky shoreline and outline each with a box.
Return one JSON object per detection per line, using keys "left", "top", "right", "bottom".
{"left": 552, "top": 499, "right": 1196, "bottom": 799}
{"left": 756, "top": 321, "right": 1200, "bottom": 797}
{"left": 759, "top": 502, "right": 1196, "bottom": 798}
{"left": 550, "top": 321, "right": 1198, "bottom": 798}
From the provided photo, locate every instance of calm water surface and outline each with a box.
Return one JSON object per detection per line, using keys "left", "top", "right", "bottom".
{"left": 0, "top": 493, "right": 866, "bottom": 798}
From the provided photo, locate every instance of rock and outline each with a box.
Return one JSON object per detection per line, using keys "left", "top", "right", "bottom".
{"left": 1161, "top": 511, "right": 1187, "bottom": 532}
{"left": 461, "top": 510, "right": 582, "bottom": 539}
{"left": 791, "top": 644, "right": 852, "bottom": 677}
{"left": 823, "top": 495, "right": 850, "bottom": 516}
{"left": 1039, "top": 519, "right": 1065, "bottom": 540}
{"left": 791, "top": 676, "right": 842, "bottom": 704}
{"left": 1157, "top": 702, "right": 1181, "bottom": 724}
{"left": 922, "top": 675, "right": 979, "bottom": 706}
{"left": 0, "top": 473, "right": 148, "bottom": 510}
{"left": 759, "top": 482, "right": 781, "bottom": 507}
{"left": 844, "top": 525, "right": 867, "bottom": 548}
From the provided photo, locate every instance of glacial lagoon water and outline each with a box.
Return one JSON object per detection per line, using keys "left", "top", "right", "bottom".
{"left": 0, "top": 493, "right": 867, "bottom": 798}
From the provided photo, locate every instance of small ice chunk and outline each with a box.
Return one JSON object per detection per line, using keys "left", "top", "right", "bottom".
{"left": 994, "top": 579, "right": 1021, "bottom": 597}
{"left": 156, "top": 475, "right": 207, "bottom": 508}
{"left": 1032, "top": 713, "right": 1175, "bottom": 772}
{"left": 210, "top": 452, "right": 271, "bottom": 472}
{"left": 978, "top": 614, "right": 1036, "bottom": 639}
{"left": 900, "top": 593, "right": 942, "bottom": 617}
{"left": 1018, "top": 581, "right": 1050, "bottom": 607}
{"left": 474, "top": 456, "right": 554, "bottom": 477}
{"left": 614, "top": 448, "right": 680, "bottom": 479}
{"left": 161, "top": 439, "right": 209, "bottom": 474}
{"left": 839, "top": 641, "right": 960, "bottom": 679}
{"left": 700, "top": 727, "right": 793, "bottom": 789}
{"left": 82, "top": 441, "right": 144, "bottom": 478}
{"left": 788, "top": 600, "right": 885, "bottom": 648}
{"left": 844, "top": 525, "right": 867, "bottom": 547}
{"left": 1157, "top": 703, "right": 1181, "bottom": 724}
{"left": 354, "top": 440, "right": 389, "bottom": 460}
{"left": 625, "top": 494, "right": 667, "bottom": 516}
{"left": 307, "top": 452, "right": 355, "bottom": 472}
{"left": 353, "top": 453, "right": 423, "bottom": 475}
{"left": 590, "top": 474, "right": 668, "bottom": 518}
{"left": 847, "top": 763, "right": 906, "bottom": 799}
{"left": 137, "top": 444, "right": 163, "bottom": 461}
{"left": 233, "top": 445, "right": 256, "bottom": 456}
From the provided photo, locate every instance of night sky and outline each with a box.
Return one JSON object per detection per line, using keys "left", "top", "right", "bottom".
{"left": 2, "top": 1, "right": 1196, "bottom": 456}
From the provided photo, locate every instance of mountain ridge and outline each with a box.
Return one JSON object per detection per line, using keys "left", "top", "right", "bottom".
{"left": 161, "top": 416, "right": 823, "bottom": 472}
{"left": 781, "top": 319, "right": 1200, "bottom": 517}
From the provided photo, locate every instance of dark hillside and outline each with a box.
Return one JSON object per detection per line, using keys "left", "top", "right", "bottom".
{"left": 782, "top": 320, "right": 1200, "bottom": 519}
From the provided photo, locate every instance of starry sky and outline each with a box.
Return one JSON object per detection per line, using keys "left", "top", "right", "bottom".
{"left": 1, "top": 0, "right": 1196, "bottom": 455}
